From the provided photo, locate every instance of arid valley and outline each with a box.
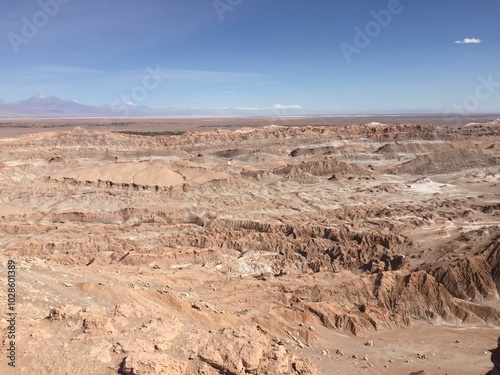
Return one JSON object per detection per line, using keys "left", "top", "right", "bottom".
{"left": 0, "top": 118, "right": 499, "bottom": 375}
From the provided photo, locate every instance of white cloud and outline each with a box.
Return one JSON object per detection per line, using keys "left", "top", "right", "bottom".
{"left": 19, "top": 65, "right": 265, "bottom": 84}
{"left": 233, "top": 107, "right": 262, "bottom": 111}
{"left": 191, "top": 106, "right": 230, "bottom": 110}
{"left": 233, "top": 104, "right": 303, "bottom": 111}
{"left": 36, "top": 65, "right": 103, "bottom": 74}
{"left": 272, "top": 104, "right": 303, "bottom": 110}
{"left": 455, "top": 38, "right": 482, "bottom": 44}
{"left": 191, "top": 104, "right": 304, "bottom": 112}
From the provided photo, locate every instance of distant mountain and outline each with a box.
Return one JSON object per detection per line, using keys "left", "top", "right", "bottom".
{"left": 0, "top": 95, "right": 161, "bottom": 117}
{"left": 0, "top": 95, "right": 111, "bottom": 117}
{"left": 0, "top": 95, "right": 88, "bottom": 117}
{"left": 22, "top": 95, "right": 77, "bottom": 106}
{"left": 0, "top": 96, "right": 310, "bottom": 118}
{"left": 0, "top": 95, "right": 498, "bottom": 118}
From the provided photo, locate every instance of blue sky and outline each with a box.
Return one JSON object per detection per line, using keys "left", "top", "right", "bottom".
{"left": 0, "top": 0, "right": 499, "bottom": 114}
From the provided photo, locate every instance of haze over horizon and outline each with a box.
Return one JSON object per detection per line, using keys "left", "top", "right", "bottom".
{"left": 1, "top": 0, "right": 499, "bottom": 115}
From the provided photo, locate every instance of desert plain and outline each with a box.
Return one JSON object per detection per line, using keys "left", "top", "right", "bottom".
{"left": 0, "top": 117, "right": 499, "bottom": 375}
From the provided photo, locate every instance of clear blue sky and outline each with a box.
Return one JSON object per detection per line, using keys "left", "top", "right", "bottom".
{"left": 0, "top": 0, "right": 499, "bottom": 113}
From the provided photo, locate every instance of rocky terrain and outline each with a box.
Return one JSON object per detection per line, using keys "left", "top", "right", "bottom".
{"left": 0, "top": 120, "right": 499, "bottom": 374}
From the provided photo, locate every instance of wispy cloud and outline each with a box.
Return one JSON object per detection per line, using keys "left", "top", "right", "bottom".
{"left": 272, "top": 104, "right": 303, "bottom": 110}
{"left": 455, "top": 38, "right": 482, "bottom": 44}
{"left": 192, "top": 104, "right": 303, "bottom": 111}
{"left": 233, "top": 107, "right": 262, "bottom": 111}
{"left": 234, "top": 104, "right": 303, "bottom": 111}
{"left": 14, "top": 65, "right": 265, "bottom": 83}
{"left": 35, "top": 65, "right": 103, "bottom": 74}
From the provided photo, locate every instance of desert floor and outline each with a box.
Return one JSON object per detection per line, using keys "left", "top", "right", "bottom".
{"left": 0, "top": 117, "right": 499, "bottom": 375}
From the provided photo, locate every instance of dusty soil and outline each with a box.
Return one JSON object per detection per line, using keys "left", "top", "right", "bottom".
{"left": 0, "top": 119, "right": 499, "bottom": 374}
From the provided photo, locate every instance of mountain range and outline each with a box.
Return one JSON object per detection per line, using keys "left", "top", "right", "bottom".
{"left": 0, "top": 95, "right": 310, "bottom": 118}
{"left": 0, "top": 96, "right": 484, "bottom": 118}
